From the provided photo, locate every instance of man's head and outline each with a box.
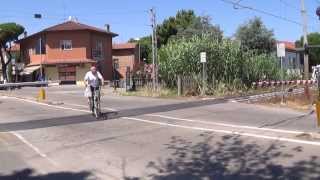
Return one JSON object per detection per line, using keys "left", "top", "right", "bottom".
{"left": 90, "top": 66, "right": 97, "bottom": 74}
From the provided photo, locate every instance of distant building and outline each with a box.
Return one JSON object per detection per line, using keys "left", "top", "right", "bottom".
{"left": 112, "top": 43, "right": 141, "bottom": 79}
{"left": 277, "top": 41, "right": 303, "bottom": 75}
{"left": 18, "top": 19, "right": 118, "bottom": 84}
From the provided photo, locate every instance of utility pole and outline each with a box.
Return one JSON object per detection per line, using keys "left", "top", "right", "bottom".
{"left": 301, "top": 0, "right": 309, "bottom": 79}
{"left": 150, "top": 8, "right": 157, "bottom": 91}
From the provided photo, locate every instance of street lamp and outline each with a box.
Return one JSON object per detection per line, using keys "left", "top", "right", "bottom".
{"left": 34, "top": 13, "right": 43, "bottom": 81}
{"left": 34, "top": 13, "right": 46, "bottom": 100}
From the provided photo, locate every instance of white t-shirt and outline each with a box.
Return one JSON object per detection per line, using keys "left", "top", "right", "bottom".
{"left": 84, "top": 71, "right": 104, "bottom": 87}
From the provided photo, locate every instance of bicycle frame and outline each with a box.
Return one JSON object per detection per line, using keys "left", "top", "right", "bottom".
{"left": 89, "top": 86, "right": 101, "bottom": 118}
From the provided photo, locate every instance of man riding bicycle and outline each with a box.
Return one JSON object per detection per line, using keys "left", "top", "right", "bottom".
{"left": 84, "top": 66, "right": 104, "bottom": 116}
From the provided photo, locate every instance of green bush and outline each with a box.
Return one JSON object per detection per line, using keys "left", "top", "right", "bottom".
{"left": 158, "top": 34, "right": 281, "bottom": 92}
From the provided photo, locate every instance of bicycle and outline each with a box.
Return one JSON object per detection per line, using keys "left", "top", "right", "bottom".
{"left": 89, "top": 86, "right": 101, "bottom": 118}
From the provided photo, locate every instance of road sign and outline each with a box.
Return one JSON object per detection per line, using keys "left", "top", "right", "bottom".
{"left": 200, "top": 52, "right": 206, "bottom": 63}
{"left": 277, "top": 43, "right": 286, "bottom": 57}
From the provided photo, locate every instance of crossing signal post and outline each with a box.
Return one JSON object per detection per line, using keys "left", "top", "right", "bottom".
{"left": 200, "top": 52, "right": 207, "bottom": 96}
{"left": 316, "top": 6, "right": 320, "bottom": 127}
{"left": 316, "top": 73, "right": 320, "bottom": 127}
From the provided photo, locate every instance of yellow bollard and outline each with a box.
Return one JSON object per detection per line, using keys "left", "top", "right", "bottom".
{"left": 37, "top": 87, "right": 46, "bottom": 101}
{"left": 316, "top": 101, "right": 320, "bottom": 127}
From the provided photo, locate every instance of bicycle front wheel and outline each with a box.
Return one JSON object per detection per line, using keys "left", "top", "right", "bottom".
{"left": 93, "top": 96, "right": 101, "bottom": 118}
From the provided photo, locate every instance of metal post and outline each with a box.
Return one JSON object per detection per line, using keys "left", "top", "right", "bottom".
{"left": 281, "top": 56, "right": 284, "bottom": 104}
{"left": 177, "top": 75, "right": 182, "bottom": 96}
{"left": 150, "top": 8, "right": 156, "bottom": 92}
{"left": 40, "top": 36, "right": 43, "bottom": 79}
{"left": 202, "top": 62, "right": 206, "bottom": 96}
{"left": 138, "top": 43, "right": 141, "bottom": 63}
{"left": 300, "top": 0, "right": 309, "bottom": 79}
{"left": 154, "top": 13, "right": 158, "bottom": 89}
{"left": 316, "top": 72, "right": 320, "bottom": 127}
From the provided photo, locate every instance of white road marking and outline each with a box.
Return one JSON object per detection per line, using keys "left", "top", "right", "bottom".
{"left": 11, "top": 132, "right": 59, "bottom": 167}
{"left": 63, "top": 102, "right": 117, "bottom": 111}
{"left": 147, "top": 114, "right": 304, "bottom": 134}
{"left": 4, "top": 96, "right": 118, "bottom": 112}
{"left": 4, "top": 96, "right": 91, "bottom": 113}
{"left": 122, "top": 117, "right": 320, "bottom": 146}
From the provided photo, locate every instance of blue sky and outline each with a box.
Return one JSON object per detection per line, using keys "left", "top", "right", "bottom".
{"left": 1, "top": 0, "right": 320, "bottom": 43}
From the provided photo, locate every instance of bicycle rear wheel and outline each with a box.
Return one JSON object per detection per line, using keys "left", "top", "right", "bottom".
{"left": 93, "top": 92, "right": 101, "bottom": 118}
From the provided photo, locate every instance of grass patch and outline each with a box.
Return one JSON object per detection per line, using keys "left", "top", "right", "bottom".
{"left": 253, "top": 88, "right": 318, "bottom": 112}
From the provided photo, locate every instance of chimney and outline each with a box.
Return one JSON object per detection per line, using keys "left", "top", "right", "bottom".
{"left": 23, "top": 31, "right": 27, "bottom": 38}
{"left": 105, "top": 24, "right": 110, "bottom": 32}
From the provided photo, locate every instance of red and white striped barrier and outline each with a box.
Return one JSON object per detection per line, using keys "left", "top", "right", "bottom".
{"left": 252, "top": 80, "right": 317, "bottom": 88}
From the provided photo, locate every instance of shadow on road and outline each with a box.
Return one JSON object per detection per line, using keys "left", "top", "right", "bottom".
{"left": 124, "top": 133, "right": 320, "bottom": 180}
{"left": 0, "top": 98, "right": 228, "bottom": 132}
{"left": 0, "top": 168, "right": 94, "bottom": 180}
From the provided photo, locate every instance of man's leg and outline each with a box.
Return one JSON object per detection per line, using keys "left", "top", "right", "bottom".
{"left": 90, "top": 86, "right": 95, "bottom": 113}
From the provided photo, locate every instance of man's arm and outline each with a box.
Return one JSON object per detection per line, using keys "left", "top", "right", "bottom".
{"left": 84, "top": 72, "right": 89, "bottom": 86}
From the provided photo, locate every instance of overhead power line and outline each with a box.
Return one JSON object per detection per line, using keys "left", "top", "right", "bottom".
{"left": 279, "top": 0, "right": 300, "bottom": 11}
{"left": 221, "top": 0, "right": 303, "bottom": 25}
{"left": 279, "top": 0, "right": 319, "bottom": 21}
{"left": 220, "top": 0, "right": 318, "bottom": 31}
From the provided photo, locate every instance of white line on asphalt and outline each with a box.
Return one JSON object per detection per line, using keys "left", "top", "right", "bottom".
{"left": 147, "top": 114, "right": 304, "bottom": 134}
{"left": 62, "top": 102, "right": 117, "bottom": 111}
{"left": 122, "top": 117, "right": 320, "bottom": 146}
{"left": 11, "top": 132, "right": 59, "bottom": 167}
{"left": 5, "top": 96, "right": 91, "bottom": 113}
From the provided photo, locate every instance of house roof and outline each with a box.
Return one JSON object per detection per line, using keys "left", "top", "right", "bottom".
{"left": 28, "top": 58, "right": 96, "bottom": 66}
{"left": 44, "top": 21, "right": 118, "bottom": 36}
{"left": 113, "top": 43, "right": 137, "bottom": 50}
{"left": 277, "top": 41, "right": 296, "bottom": 51}
{"left": 18, "top": 20, "right": 118, "bottom": 42}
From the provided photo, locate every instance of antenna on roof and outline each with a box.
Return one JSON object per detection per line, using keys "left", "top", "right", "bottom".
{"left": 104, "top": 24, "right": 110, "bottom": 32}
{"left": 68, "top": 16, "right": 78, "bottom": 22}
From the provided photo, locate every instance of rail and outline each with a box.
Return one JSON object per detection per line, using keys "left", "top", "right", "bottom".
{"left": 0, "top": 81, "right": 49, "bottom": 88}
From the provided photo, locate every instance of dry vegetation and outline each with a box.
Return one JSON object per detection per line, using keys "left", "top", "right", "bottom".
{"left": 254, "top": 87, "right": 318, "bottom": 112}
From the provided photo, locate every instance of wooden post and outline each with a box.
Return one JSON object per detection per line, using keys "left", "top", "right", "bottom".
{"left": 178, "top": 75, "right": 182, "bottom": 96}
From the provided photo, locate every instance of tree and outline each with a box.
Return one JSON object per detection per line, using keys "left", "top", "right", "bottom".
{"left": 235, "top": 17, "right": 275, "bottom": 54}
{"left": 296, "top": 32, "right": 320, "bottom": 67}
{"left": 175, "top": 15, "right": 223, "bottom": 41}
{"left": 132, "top": 9, "right": 223, "bottom": 65}
{"left": 156, "top": 10, "right": 196, "bottom": 46}
{"left": 0, "top": 23, "right": 24, "bottom": 82}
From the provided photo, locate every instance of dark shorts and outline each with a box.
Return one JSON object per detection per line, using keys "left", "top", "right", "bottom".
{"left": 90, "top": 86, "right": 100, "bottom": 98}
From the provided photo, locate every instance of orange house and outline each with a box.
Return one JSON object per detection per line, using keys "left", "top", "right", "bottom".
{"left": 18, "top": 20, "right": 118, "bottom": 84}
{"left": 112, "top": 43, "right": 141, "bottom": 79}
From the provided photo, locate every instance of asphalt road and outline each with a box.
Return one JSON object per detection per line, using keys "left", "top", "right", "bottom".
{"left": 1, "top": 86, "right": 320, "bottom": 180}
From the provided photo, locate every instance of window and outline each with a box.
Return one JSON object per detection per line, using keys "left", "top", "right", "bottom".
{"left": 60, "top": 40, "right": 72, "bottom": 50}
{"left": 113, "top": 59, "right": 119, "bottom": 70}
{"left": 93, "top": 41, "right": 103, "bottom": 58}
